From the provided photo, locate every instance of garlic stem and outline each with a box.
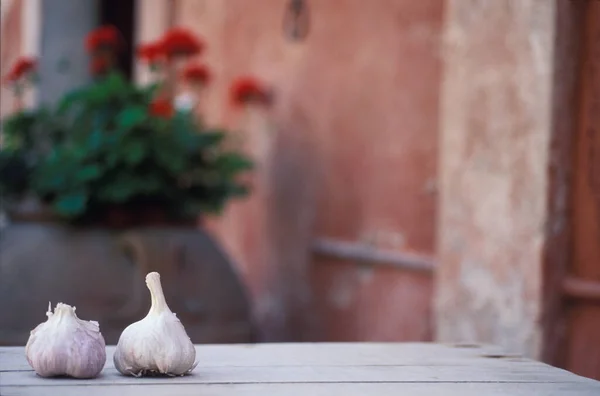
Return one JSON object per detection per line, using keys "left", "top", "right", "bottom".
{"left": 146, "top": 272, "right": 170, "bottom": 315}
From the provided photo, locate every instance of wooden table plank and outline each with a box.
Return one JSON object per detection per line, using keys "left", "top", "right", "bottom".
{"left": 1, "top": 343, "right": 599, "bottom": 396}
{"left": 3, "top": 364, "right": 595, "bottom": 386}
{"left": 3, "top": 383, "right": 600, "bottom": 396}
{"left": 0, "top": 343, "right": 525, "bottom": 371}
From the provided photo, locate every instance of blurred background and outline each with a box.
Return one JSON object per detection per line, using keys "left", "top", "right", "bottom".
{"left": 1, "top": 0, "right": 599, "bottom": 382}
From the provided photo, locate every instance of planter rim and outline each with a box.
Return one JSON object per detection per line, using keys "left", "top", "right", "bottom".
{"left": 4, "top": 203, "right": 202, "bottom": 230}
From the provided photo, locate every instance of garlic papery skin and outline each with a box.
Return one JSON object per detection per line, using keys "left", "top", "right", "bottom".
{"left": 113, "top": 272, "right": 197, "bottom": 376}
{"left": 25, "top": 302, "right": 107, "bottom": 378}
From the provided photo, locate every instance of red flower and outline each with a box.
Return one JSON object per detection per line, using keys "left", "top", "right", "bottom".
{"left": 137, "top": 41, "right": 166, "bottom": 65}
{"left": 3, "top": 57, "right": 36, "bottom": 84}
{"left": 90, "top": 57, "right": 111, "bottom": 75}
{"left": 160, "top": 28, "right": 204, "bottom": 58}
{"left": 150, "top": 98, "right": 175, "bottom": 118}
{"left": 181, "top": 63, "right": 211, "bottom": 85}
{"left": 86, "top": 25, "right": 121, "bottom": 53}
{"left": 229, "top": 76, "right": 271, "bottom": 106}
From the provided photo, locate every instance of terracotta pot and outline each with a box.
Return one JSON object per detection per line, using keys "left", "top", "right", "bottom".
{"left": 4, "top": 196, "right": 60, "bottom": 223}
{"left": 0, "top": 222, "right": 255, "bottom": 345}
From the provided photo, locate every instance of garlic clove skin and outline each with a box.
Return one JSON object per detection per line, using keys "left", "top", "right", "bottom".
{"left": 114, "top": 272, "right": 197, "bottom": 376}
{"left": 25, "top": 302, "right": 106, "bottom": 379}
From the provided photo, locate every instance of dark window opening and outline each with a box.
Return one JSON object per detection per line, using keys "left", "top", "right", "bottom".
{"left": 99, "top": 0, "right": 136, "bottom": 80}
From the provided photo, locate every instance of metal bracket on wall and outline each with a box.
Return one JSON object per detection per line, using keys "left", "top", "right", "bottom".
{"left": 311, "top": 237, "right": 435, "bottom": 275}
{"left": 283, "top": 0, "right": 310, "bottom": 42}
{"left": 562, "top": 276, "right": 600, "bottom": 303}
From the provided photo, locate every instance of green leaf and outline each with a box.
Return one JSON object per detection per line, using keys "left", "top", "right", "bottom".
{"left": 117, "top": 106, "right": 147, "bottom": 129}
{"left": 153, "top": 141, "right": 186, "bottom": 173}
{"left": 125, "top": 141, "right": 146, "bottom": 165}
{"left": 106, "top": 151, "right": 120, "bottom": 168}
{"left": 57, "top": 88, "right": 85, "bottom": 113}
{"left": 43, "top": 174, "right": 67, "bottom": 190}
{"left": 76, "top": 165, "right": 101, "bottom": 181}
{"left": 54, "top": 192, "right": 87, "bottom": 216}
{"left": 99, "top": 175, "right": 137, "bottom": 202}
{"left": 215, "top": 153, "right": 254, "bottom": 175}
{"left": 200, "top": 129, "right": 227, "bottom": 145}
{"left": 105, "top": 71, "right": 128, "bottom": 95}
{"left": 87, "top": 129, "right": 104, "bottom": 151}
{"left": 87, "top": 83, "right": 110, "bottom": 103}
{"left": 139, "top": 174, "right": 163, "bottom": 194}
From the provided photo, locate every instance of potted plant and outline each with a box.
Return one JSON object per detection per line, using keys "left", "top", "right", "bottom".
{"left": 1, "top": 26, "right": 254, "bottom": 226}
{"left": 0, "top": 26, "right": 258, "bottom": 345}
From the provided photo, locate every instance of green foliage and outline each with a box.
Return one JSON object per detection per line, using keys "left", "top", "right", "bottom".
{"left": 0, "top": 70, "right": 252, "bottom": 222}
{"left": 0, "top": 106, "right": 66, "bottom": 198}
{"left": 0, "top": 151, "right": 30, "bottom": 197}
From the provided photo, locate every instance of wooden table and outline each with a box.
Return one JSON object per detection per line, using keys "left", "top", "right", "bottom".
{"left": 2, "top": 343, "right": 600, "bottom": 395}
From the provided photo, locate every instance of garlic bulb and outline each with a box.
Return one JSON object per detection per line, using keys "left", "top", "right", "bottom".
{"left": 113, "top": 272, "right": 197, "bottom": 376}
{"left": 25, "top": 302, "right": 106, "bottom": 378}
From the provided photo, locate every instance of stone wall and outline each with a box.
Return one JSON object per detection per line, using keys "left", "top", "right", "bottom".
{"left": 435, "top": 0, "right": 563, "bottom": 359}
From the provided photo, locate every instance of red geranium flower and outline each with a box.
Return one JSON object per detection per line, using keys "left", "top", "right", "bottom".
{"left": 90, "top": 57, "right": 110, "bottom": 75}
{"left": 181, "top": 63, "right": 211, "bottom": 85}
{"left": 3, "top": 57, "right": 36, "bottom": 84}
{"left": 86, "top": 25, "right": 121, "bottom": 53}
{"left": 137, "top": 41, "right": 166, "bottom": 65}
{"left": 150, "top": 98, "right": 175, "bottom": 118}
{"left": 229, "top": 76, "right": 271, "bottom": 107}
{"left": 160, "top": 28, "right": 204, "bottom": 58}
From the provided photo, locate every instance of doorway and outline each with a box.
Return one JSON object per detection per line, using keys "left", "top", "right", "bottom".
{"left": 98, "top": 0, "right": 136, "bottom": 80}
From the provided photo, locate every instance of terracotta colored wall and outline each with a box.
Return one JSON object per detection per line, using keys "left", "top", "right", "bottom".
{"left": 172, "top": 0, "right": 443, "bottom": 341}
{"left": 0, "top": 0, "right": 23, "bottom": 120}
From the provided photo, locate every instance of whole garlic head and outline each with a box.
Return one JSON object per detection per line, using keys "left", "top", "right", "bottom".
{"left": 113, "top": 272, "right": 197, "bottom": 376}
{"left": 25, "top": 302, "right": 106, "bottom": 378}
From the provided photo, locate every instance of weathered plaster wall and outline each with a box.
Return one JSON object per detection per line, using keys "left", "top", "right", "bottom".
{"left": 436, "top": 0, "right": 557, "bottom": 359}
{"left": 170, "top": 0, "right": 443, "bottom": 341}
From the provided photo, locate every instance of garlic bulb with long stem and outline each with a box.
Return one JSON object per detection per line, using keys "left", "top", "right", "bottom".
{"left": 25, "top": 302, "right": 106, "bottom": 378}
{"left": 113, "top": 272, "right": 197, "bottom": 376}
